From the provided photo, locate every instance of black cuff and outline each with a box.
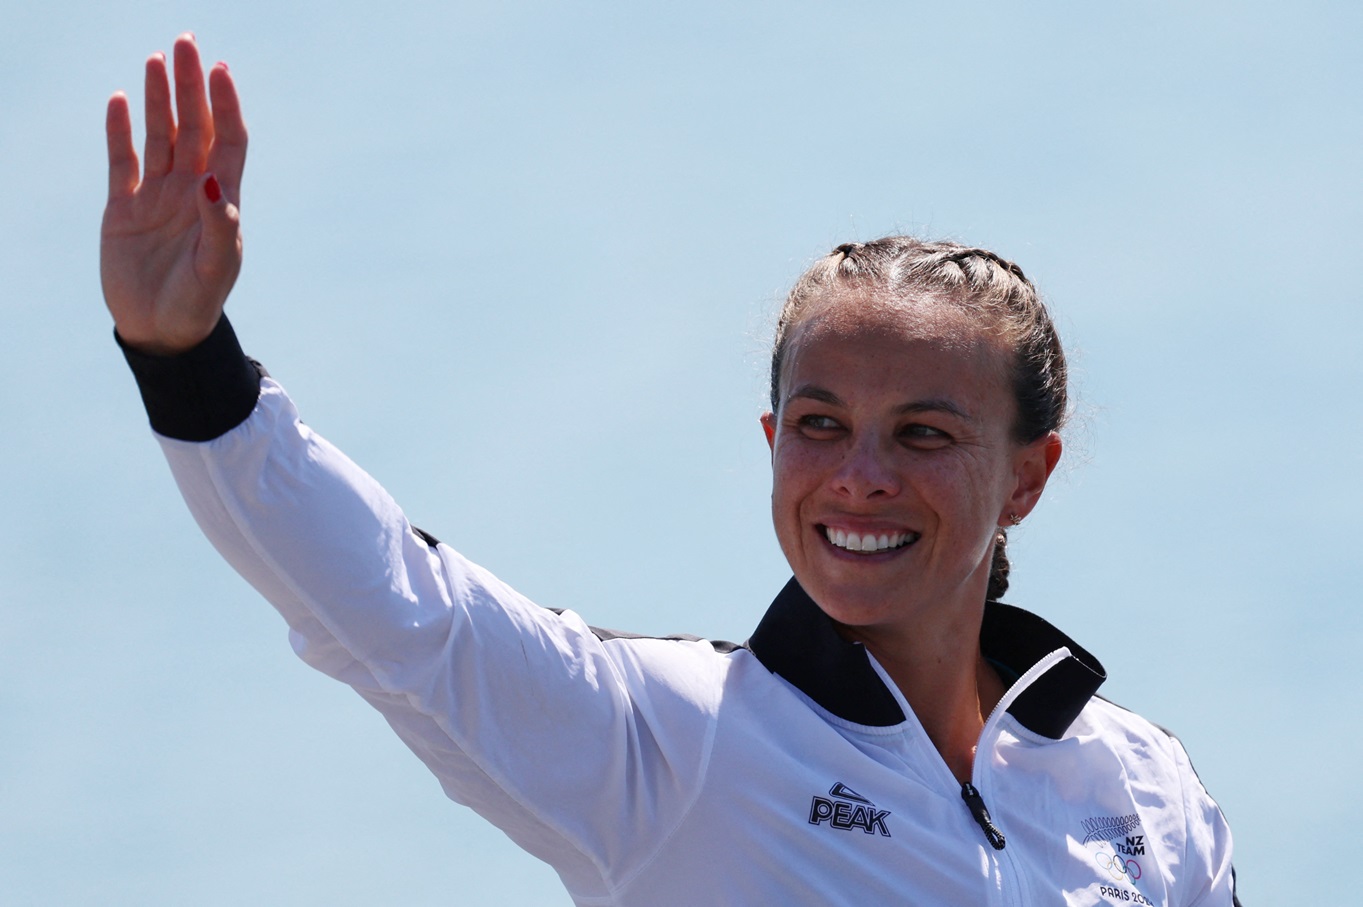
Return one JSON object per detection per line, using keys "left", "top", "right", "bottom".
{"left": 117, "top": 316, "right": 266, "bottom": 442}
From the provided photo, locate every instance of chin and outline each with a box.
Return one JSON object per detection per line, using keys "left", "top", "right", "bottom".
{"left": 800, "top": 577, "right": 917, "bottom": 630}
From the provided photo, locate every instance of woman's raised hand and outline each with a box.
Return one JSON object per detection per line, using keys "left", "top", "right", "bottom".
{"left": 101, "top": 34, "right": 248, "bottom": 355}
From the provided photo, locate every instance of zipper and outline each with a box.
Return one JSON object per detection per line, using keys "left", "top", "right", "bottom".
{"left": 863, "top": 645, "right": 1072, "bottom": 860}
{"left": 950, "top": 646, "right": 1072, "bottom": 902}
{"left": 960, "top": 781, "right": 1006, "bottom": 850}
{"left": 958, "top": 647, "right": 1072, "bottom": 854}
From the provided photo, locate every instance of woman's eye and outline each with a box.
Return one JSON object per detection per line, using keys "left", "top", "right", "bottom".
{"left": 797, "top": 415, "right": 844, "bottom": 436}
{"left": 902, "top": 424, "right": 951, "bottom": 446}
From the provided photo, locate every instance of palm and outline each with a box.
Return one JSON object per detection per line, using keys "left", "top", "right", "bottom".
{"left": 102, "top": 176, "right": 212, "bottom": 339}
{"left": 101, "top": 35, "right": 247, "bottom": 355}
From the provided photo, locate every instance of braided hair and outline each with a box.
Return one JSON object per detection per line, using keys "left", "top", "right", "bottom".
{"left": 770, "top": 236, "right": 1067, "bottom": 601}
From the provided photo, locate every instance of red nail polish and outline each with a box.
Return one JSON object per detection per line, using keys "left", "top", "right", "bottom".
{"left": 204, "top": 174, "right": 222, "bottom": 203}
{"left": 217, "top": 61, "right": 229, "bottom": 72}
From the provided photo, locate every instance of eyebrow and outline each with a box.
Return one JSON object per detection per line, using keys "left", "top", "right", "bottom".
{"left": 786, "top": 385, "right": 974, "bottom": 421}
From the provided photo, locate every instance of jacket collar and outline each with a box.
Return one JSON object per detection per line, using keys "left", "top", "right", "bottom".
{"left": 745, "top": 578, "right": 1106, "bottom": 739}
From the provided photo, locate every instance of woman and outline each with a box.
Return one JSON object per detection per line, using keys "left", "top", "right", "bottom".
{"left": 103, "top": 35, "right": 1239, "bottom": 905}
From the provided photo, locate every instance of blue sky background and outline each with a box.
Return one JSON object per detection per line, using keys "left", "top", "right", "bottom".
{"left": 3, "top": 2, "right": 1359, "bottom": 903}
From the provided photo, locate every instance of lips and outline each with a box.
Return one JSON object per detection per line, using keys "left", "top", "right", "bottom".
{"left": 822, "top": 525, "right": 920, "bottom": 553}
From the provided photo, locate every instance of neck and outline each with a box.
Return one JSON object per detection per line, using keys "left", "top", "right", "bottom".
{"left": 838, "top": 602, "right": 1006, "bottom": 784}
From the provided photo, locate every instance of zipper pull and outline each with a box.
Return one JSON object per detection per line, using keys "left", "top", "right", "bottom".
{"left": 960, "top": 782, "right": 1007, "bottom": 850}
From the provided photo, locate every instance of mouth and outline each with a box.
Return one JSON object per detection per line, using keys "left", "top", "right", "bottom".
{"left": 822, "top": 525, "right": 920, "bottom": 554}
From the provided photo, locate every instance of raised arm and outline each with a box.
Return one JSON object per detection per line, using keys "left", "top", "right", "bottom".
{"left": 101, "top": 33, "right": 247, "bottom": 355}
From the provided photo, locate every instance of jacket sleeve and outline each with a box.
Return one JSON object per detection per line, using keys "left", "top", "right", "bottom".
{"left": 1170, "top": 735, "right": 1239, "bottom": 907}
{"left": 122, "top": 319, "right": 723, "bottom": 901}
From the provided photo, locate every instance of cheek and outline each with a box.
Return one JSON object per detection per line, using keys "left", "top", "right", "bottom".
{"left": 769, "top": 442, "right": 827, "bottom": 526}
{"left": 770, "top": 441, "right": 835, "bottom": 497}
{"left": 914, "top": 455, "right": 1003, "bottom": 524}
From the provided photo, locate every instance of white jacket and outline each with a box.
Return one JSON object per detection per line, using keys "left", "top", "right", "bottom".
{"left": 123, "top": 318, "right": 1239, "bottom": 906}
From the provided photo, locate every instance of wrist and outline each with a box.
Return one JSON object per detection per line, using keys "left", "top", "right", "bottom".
{"left": 117, "top": 314, "right": 266, "bottom": 441}
{"left": 112, "top": 316, "right": 221, "bottom": 358}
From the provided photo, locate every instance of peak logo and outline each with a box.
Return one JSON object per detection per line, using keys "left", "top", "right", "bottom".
{"left": 808, "top": 783, "right": 892, "bottom": 837}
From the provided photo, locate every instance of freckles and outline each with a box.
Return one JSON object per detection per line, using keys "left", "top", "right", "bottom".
{"left": 774, "top": 441, "right": 829, "bottom": 478}
{"left": 911, "top": 457, "right": 967, "bottom": 494}
{"left": 913, "top": 458, "right": 997, "bottom": 523}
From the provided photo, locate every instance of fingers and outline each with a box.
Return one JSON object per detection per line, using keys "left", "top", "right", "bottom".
{"left": 106, "top": 92, "right": 139, "bottom": 201}
{"left": 114, "top": 34, "right": 243, "bottom": 198}
{"left": 171, "top": 34, "right": 213, "bottom": 174}
{"left": 206, "top": 63, "right": 248, "bottom": 204}
{"left": 143, "top": 51, "right": 175, "bottom": 178}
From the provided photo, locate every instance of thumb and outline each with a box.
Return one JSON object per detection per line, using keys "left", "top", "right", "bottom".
{"left": 195, "top": 172, "right": 244, "bottom": 291}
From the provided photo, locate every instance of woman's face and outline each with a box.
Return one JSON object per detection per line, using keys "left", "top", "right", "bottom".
{"left": 762, "top": 293, "right": 1060, "bottom": 637}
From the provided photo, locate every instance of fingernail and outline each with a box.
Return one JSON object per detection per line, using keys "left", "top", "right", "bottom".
{"left": 204, "top": 174, "right": 222, "bottom": 204}
{"left": 217, "top": 61, "right": 229, "bottom": 72}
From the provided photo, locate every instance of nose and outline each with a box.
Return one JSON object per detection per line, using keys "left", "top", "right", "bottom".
{"left": 832, "top": 436, "right": 901, "bottom": 500}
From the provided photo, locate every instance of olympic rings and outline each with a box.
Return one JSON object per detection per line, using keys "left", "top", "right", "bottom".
{"left": 1094, "top": 850, "right": 1143, "bottom": 881}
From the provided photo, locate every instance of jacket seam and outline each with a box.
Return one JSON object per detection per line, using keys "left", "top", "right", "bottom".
{"left": 196, "top": 431, "right": 613, "bottom": 897}
{"left": 601, "top": 645, "right": 724, "bottom": 899}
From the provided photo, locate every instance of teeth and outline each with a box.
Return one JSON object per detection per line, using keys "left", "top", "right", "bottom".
{"left": 824, "top": 527, "right": 916, "bottom": 553}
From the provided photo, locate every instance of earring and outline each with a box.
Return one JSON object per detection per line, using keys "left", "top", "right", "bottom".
{"left": 1008, "top": 513, "right": 1022, "bottom": 526}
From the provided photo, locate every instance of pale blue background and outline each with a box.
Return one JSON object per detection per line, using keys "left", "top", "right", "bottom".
{"left": 3, "top": 2, "right": 1358, "bottom": 903}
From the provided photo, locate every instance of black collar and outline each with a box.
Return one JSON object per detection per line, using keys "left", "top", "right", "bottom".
{"left": 745, "top": 578, "right": 1106, "bottom": 739}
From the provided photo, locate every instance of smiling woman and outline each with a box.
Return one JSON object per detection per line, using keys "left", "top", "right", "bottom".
{"left": 104, "top": 35, "right": 1241, "bottom": 907}
{"left": 761, "top": 239, "right": 1070, "bottom": 781}
{"left": 770, "top": 238, "right": 1068, "bottom": 594}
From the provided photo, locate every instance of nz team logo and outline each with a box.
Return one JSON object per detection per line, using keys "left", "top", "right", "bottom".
{"left": 1082, "top": 814, "right": 1154, "bottom": 904}
{"left": 808, "top": 783, "right": 892, "bottom": 837}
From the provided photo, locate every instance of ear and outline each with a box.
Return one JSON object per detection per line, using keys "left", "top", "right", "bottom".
{"left": 760, "top": 411, "right": 776, "bottom": 452}
{"left": 1001, "top": 431, "right": 1062, "bottom": 525}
